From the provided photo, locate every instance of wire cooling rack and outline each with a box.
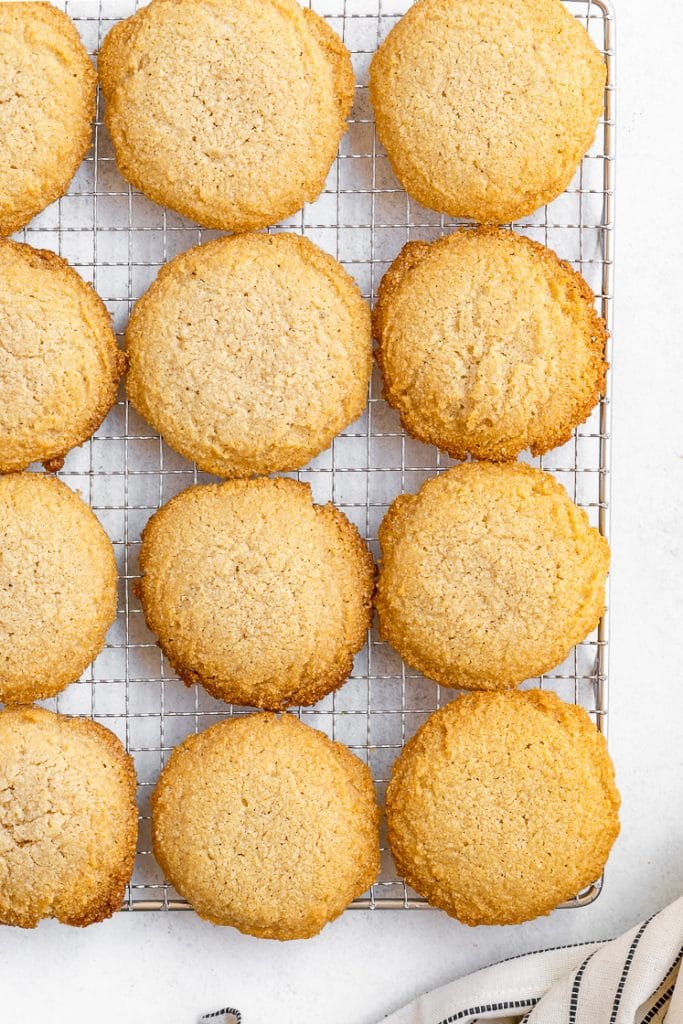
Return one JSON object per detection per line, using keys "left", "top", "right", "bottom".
{"left": 12, "top": 0, "right": 615, "bottom": 913}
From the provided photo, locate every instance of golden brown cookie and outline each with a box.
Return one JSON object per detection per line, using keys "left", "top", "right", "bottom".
{"left": 0, "top": 706, "right": 137, "bottom": 928}
{"left": 386, "top": 690, "right": 620, "bottom": 926}
{"left": 369, "top": 0, "right": 606, "bottom": 223}
{"left": 376, "top": 462, "right": 609, "bottom": 690}
{"left": 152, "top": 712, "right": 380, "bottom": 938}
{"left": 0, "top": 3, "right": 96, "bottom": 236}
{"left": 374, "top": 228, "right": 608, "bottom": 461}
{"left": 0, "top": 473, "right": 118, "bottom": 705}
{"left": 139, "top": 478, "right": 374, "bottom": 710}
{"left": 99, "top": 0, "right": 354, "bottom": 231}
{"left": 0, "top": 239, "right": 125, "bottom": 472}
{"left": 126, "top": 232, "right": 371, "bottom": 477}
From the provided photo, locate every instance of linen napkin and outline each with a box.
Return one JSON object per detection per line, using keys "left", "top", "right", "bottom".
{"left": 199, "top": 895, "right": 683, "bottom": 1024}
{"left": 378, "top": 895, "right": 683, "bottom": 1024}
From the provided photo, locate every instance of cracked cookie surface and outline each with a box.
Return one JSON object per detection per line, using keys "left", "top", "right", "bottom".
{"left": 126, "top": 232, "right": 371, "bottom": 478}
{"left": 139, "top": 477, "right": 374, "bottom": 709}
{"left": 99, "top": 0, "right": 354, "bottom": 230}
{"left": 152, "top": 712, "right": 380, "bottom": 938}
{"left": 376, "top": 462, "right": 610, "bottom": 691}
{"left": 386, "top": 690, "right": 620, "bottom": 925}
{"left": 0, "top": 473, "right": 118, "bottom": 704}
{"left": 370, "top": 0, "right": 606, "bottom": 223}
{"left": 0, "top": 706, "right": 137, "bottom": 928}
{"left": 0, "top": 239, "right": 125, "bottom": 472}
{"left": 374, "top": 227, "right": 608, "bottom": 461}
{"left": 0, "top": 3, "right": 96, "bottom": 236}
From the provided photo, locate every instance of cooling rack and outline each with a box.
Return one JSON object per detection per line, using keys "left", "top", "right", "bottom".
{"left": 13, "top": 0, "right": 615, "bottom": 912}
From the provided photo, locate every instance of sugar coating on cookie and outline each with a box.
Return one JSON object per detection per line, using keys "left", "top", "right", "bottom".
{"left": 374, "top": 228, "right": 608, "bottom": 461}
{"left": 0, "top": 3, "right": 96, "bottom": 236}
{"left": 99, "top": 0, "right": 354, "bottom": 231}
{"left": 370, "top": 0, "right": 606, "bottom": 223}
{"left": 0, "top": 473, "right": 118, "bottom": 705}
{"left": 152, "top": 713, "right": 380, "bottom": 938}
{"left": 0, "top": 706, "right": 137, "bottom": 928}
{"left": 126, "top": 232, "right": 372, "bottom": 478}
{"left": 386, "top": 690, "right": 620, "bottom": 925}
{"left": 376, "top": 462, "right": 609, "bottom": 690}
{"left": 0, "top": 240, "right": 125, "bottom": 472}
{"left": 139, "top": 478, "right": 374, "bottom": 709}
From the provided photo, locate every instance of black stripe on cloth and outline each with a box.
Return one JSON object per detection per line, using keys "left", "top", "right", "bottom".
{"left": 481, "top": 937, "right": 611, "bottom": 969}
{"left": 638, "top": 983, "right": 675, "bottom": 1024}
{"left": 609, "top": 915, "right": 655, "bottom": 1023}
{"left": 437, "top": 997, "right": 539, "bottom": 1024}
{"left": 201, "top": 1009, "right": 242, "bottom": 1023}
{"left": 637, "top": 944, "right": 683, "bottom": 1024}
{"left": 568, "top": 953, "right": 595, "bottom": 1024}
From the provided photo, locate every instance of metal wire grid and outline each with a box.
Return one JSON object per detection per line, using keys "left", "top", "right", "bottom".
{"left": 12, "top": 0, "right": 615, "bottom": 912}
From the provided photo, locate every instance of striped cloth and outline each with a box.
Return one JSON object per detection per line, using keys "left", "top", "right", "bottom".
{"left": 378, "top": 896, "right": 683, "bottom": 1024}
{"left": 200, "top": 1011, "right": 240, "bottom": 1024}
{"left": 199, "top": 896, "right": 683, "bottom": 1024}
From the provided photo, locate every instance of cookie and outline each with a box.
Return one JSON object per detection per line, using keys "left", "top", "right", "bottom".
{"left": 139, "top": 478, "right": 373, "bottom": 710}
{"left": 99, "top": 0, "right": 354, "bottom": 231}
{"left": 369, "top": 0, "right": 606, "bottom": 223}
{"left": 0, "top": 240, "right": 125, "bottom": 472}
{"left": 0, "top": 706, "right": 137, "bottom": 928}
{"left": 0, "top": 3, "right": 96, "bottom": 236}
{"left": 374, "top": 228, "right": 608, "bottom": 461}
{"left": 126, "top": 232, "right": 371, "bottom": 477}
{"left": 0, "top": 473, "right": 118, "bottom": 705}
{"left": 152, "top": 712, "right": 380, "bottom": 938}
{"left": 376, "top": 462, "right": 609, "bottom": 690}
{"left": 386, "top": 690, "right": 620, "bottom": 926}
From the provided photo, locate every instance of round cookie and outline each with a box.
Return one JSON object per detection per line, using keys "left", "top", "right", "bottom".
{"left": 126, "top": 232, "right": 371, "bottom": 478}
{"left": 376, "top": 462, "right": 609, "bottom": 690}
{"left": 0, "top": 706, "right": 137, "bottom": 928}
{"left": 0, "top": 473, "right": 118, "bottom": 705}
{"left": 369, "top": 0, "right": 606, "bottom": 223}
{"left": 0, "top": 240, "right": 125, "bottom": 472}
{"left": 152, "top": 712, "right": 380, "bottom": 938}
{"left": 99, "top": 0, "right": 354, "bottom": 231}
{"left": 386, "top": 690, "right": 620, "bottom": 926}
{"left": 0, "top": 4, "right": 96, "bottom": 236}
{"left": 138, "top": 478, "right": 374, "bottom": 710}
{"left": 374, "top": 228, "right": 608, "bottom": 461}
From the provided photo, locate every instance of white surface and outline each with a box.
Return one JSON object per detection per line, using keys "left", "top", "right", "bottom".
{"left": 2, "top": 1, "right": 683, "bottom": 1021}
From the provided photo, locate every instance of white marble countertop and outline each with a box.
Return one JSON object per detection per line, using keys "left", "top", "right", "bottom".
{"left": 2, "top": 1, "right": 683, "bottom": 1021}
